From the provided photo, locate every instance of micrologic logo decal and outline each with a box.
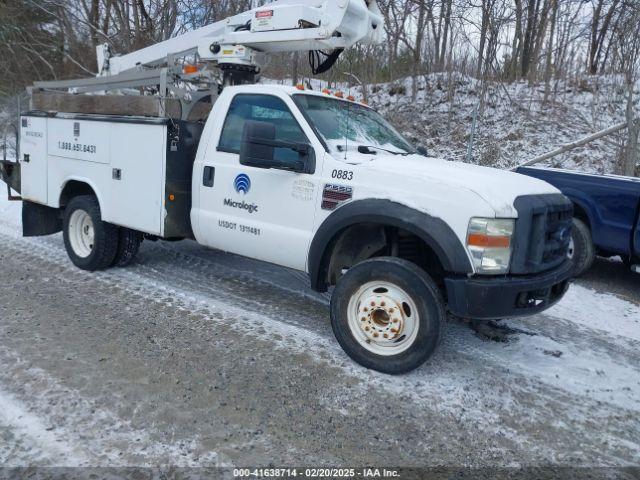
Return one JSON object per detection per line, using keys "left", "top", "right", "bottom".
{"left": 234, "top": 173, "right": 251, "bottom": 194}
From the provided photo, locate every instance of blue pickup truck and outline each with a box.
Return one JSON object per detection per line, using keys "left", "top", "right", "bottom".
{"left": 517, "top": 166, "right": 640, "bottom": 276}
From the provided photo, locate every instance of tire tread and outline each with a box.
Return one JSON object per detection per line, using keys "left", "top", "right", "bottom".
{"left": 112, "top": 228, "right": 143, "bottom": 267}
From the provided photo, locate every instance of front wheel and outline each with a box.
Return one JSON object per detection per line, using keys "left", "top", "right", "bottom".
{"left": 330, "top": 257, "right": 446, "bottom": 374}
{"left": 569, "top": 218, "right": 595, "bottom": 277}
{"left": 63, "top": 195, "right": 119, "bottom": 271}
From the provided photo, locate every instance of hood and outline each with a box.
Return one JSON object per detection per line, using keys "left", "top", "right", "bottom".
{"left": 361, "top": 155, "right": 560, "bottom": 217}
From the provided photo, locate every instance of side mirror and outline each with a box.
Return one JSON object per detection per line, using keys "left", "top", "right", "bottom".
{"left": 417, "top": 146, "right": 429, "bottom": 156}
{"left": 239, "top": 120, "right": 315, "bottom": 174}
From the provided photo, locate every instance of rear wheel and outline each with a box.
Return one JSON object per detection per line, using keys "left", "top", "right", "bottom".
{"left": 112, "top": 228, "right": 143, "bottom": 267}
{"left": 330, "top": 257, "right": 446, "bottom": 374}
{"left": 63, "top": 195, "right": 118, "bottom": 271}
{"left": 569, "top": 217, "right": 595, "bottom": 277}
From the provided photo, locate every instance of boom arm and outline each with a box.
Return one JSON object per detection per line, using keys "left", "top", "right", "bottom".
{"left": 100, "top": 0, "right": 383, "bottom": 76}
{"left": 31, "top": 0, "right": 382, "bottom": 121}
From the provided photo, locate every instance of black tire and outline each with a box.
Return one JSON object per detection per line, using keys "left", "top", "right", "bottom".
{"left": 63, "top": 195, "right": 118, "bottom": 271}
{"left": 111, "top": 228, "right": 143, "bottom": 267}
{"left": 569, "top": 217, "right": 595, "bottom": 277}
{"left": 330, "top": 257, "right": 446, "bottom": 374}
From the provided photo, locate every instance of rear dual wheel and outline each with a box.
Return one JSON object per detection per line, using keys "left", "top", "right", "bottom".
{"left": 330, "top": 257, "right": 446, "bottom": 374}
{"left": 63, "top": 195, "right": 142, "bottom": 271}
{"left": 112, "top": 228, "right": 143, "bottom": 267}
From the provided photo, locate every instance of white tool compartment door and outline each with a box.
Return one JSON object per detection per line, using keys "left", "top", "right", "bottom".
{"left": 20, "top": 116, "right": 48, "bottom": 204}
{"left": 47, "top": 118, "right": 110, "bottom": 164}
{"left": 108, "top": 122, "right": 166, "bottom": 235}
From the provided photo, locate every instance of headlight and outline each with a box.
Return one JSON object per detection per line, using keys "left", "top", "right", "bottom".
{"left": 466, "top": 218, "right": 515, "bottom": 274}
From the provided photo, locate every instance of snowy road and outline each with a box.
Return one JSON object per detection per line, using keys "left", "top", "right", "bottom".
{"left": 0, "top": 195, "right": 639, "bottom": 469}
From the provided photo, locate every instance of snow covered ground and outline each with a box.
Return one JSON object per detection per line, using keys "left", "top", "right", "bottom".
{"left": 0, "top": 192, "right": 638, "bottom": 469}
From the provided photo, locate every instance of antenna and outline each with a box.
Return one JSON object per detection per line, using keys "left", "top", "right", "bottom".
{"left": 344, "top": 57, "right": 354, "bottom": 161}
{"left": 344, "top": 96, "right": 351, "bottom": 161}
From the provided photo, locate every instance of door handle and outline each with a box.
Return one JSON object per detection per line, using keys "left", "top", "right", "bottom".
{"left": 23, "top": 154, "right": 30, "bottom": 163}
{"left": 203, "top": 166, "right": 215, "bottom": 187}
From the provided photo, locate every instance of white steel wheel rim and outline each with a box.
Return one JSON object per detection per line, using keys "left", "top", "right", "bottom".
{"left": 347, "top": 281, "right": 420, "bottom": 356}
{"left": 567, "top": 237, "right": 575, "bottom": 260}
{"left": 68, "top": 210, "right": 95, "bottom": 258}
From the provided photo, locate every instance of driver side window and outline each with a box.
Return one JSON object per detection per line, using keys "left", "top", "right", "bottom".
{"left": 218, "top": 94, "right": 308, "bottom": 164}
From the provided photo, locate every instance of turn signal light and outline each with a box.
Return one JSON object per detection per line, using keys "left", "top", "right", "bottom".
{"left": 183, "top": 64, "right": 198, "bottom": 74}
{"left": 334, "top": 91, "right": 344, "bottom": 98}
{"left": 322, "top": 88, "right": 331, "bottom": 95}
{"left": 296, "top": 84, "right": 305, "bottom": 91}
{"left": 467, "top": 234, "right": 511, "bottom": 248}
{"left": 347, "top": 95, "right": 355, "bottom": 101}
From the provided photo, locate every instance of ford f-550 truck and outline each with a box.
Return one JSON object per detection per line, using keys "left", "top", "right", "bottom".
{"left": 9, "top": 84, "right": 574, "bottom": 373}
{"left": 0, "top": 0, "right": 575, "bottom": 373}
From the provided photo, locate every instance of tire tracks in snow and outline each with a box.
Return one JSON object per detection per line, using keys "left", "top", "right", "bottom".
{"left": 0, "top": 346, "right": 224, "bottom": 467}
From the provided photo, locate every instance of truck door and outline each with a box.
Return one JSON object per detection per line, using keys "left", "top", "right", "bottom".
{"left": 195, "top": 93, "right": 321, "bottom": 271}
{"left": 20, "top": 116, "right": 48, "bottom": 204}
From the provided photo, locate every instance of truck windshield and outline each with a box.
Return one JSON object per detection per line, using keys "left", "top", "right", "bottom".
{"left": 293, "top": 94, "right": 417, "bottom": 157}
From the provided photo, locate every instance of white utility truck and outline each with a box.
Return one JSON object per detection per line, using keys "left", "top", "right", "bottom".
{"left": 1, "top": 0, "right": 573, "bottom": 373}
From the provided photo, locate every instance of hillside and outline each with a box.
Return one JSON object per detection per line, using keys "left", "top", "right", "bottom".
{"left": 268, "top": 73, "right": 639, "bottom": 175}
{"left": 364, "top": 73, "right": 638, "bottom": 175}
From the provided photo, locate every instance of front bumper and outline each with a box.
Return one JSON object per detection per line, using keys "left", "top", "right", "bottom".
{"left": 445, "top": 260, "right": 573, "bottom": 320}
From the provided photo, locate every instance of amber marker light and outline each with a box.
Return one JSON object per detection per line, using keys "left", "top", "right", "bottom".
{"left": 467, "top": 233, "right": 511, "bottom": 248}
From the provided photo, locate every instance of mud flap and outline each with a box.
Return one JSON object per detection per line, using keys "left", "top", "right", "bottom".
{"left": 0, "top": 159, "right": 21, "bottom": 196}
{"left": 22, "top": 201, "right": 62, "bottom": 237}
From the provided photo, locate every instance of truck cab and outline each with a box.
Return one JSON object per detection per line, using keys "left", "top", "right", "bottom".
{"left": 189, "top": 85, "right": 574, "bottom": 366}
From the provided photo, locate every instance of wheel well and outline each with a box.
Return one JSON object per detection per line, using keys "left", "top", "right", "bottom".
{"left": 59, "top": 181, "right": 96, "bottom": 207}
{"left": 572, "top": 202, "right": 591, "bottom": 230}
{"left": 323, "top": 223, "right": 446, "bottom": 290}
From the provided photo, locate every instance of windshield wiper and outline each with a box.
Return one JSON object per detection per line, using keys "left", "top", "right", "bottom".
{"left": 357, "top": 145, "right": 412, "bottom": 156}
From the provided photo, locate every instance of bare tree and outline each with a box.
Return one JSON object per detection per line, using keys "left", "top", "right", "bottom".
{"left": 588, "top": 0, "right": 620, "bottom": 75}
{"left": 613, "top": 1, "right": 640, "bottom": 176}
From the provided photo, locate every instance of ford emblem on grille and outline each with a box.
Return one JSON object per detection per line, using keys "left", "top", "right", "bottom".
{"left": 553, "top": 227, "right": 570, "bottom": 242}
